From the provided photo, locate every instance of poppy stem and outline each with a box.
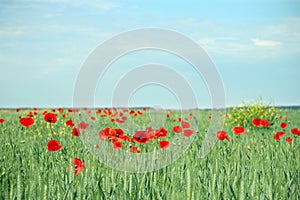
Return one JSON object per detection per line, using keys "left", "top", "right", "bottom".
{"left": 50, "top": 123, "right": 54, "bottom": 136}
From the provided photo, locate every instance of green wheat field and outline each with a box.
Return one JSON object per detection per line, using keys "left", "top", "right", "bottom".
{"left": 0, "top": 102, "right": 299, "bottom": 200}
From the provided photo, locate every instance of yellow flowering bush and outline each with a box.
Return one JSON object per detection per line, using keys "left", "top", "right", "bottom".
{"left": 226, "top": 100, "right": 281, "bottom": 127}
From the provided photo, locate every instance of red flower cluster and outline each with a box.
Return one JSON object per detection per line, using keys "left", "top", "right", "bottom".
{"left": 252, "top": 118, "right": 269, "bottom": 128}
{"left": 96, "top": 108, "right": 130, "bottom": 124}
{"left": 69, "top": 121, "right": 89, "bottom": 137}
{"left": 271, "top": 120, "right": 300, "bottom": 144}
{"left": 46, "top": 139, "right": 84, "bottom": 175}
{"left": 173, "top": 120, "right": 194, "bottom": 137}
{"left": 99, "top": 128, "right": 129, "bottom": 149}
{"left": 132, "top": 127, "right": 169, "bottom": 144}
{"left": 264, "top": 117, "right": 300, "bottom": 144}
{"left": 98, "top": 127, "right": 171, "bottom": 150}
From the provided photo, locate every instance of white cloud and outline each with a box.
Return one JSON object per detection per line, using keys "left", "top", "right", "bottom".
{"left": 176, "top": 17, "right": 300, "bottom": 58}
{"left": 251, "top": 38, "right": 281, "bottom": 47}
{"left": 198, "top": 37, "right": 253, "bottom": 56}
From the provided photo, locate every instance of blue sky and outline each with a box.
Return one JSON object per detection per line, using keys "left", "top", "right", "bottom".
{"left": 0, "top": 0, "right": 300, "bottom": 108}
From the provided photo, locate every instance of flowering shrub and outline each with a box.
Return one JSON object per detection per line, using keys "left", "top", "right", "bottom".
{"left": 226, "top": 100, "right": 280, "bottom": 128}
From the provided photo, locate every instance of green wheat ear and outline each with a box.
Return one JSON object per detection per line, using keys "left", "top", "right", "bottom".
{"left": 186, "top": 168, "right": 191, "bottom": 199}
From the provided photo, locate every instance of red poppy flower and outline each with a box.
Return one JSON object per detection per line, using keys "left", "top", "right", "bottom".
{"left": 280, "top": 122, "right": 287, "bottom": 129}
{"left": 232, "top": 126, "right": 247, "bottom": 134}
{"left": 72, "top": 128, "right": 81, "bottom": 137}
{"left": 217, "top": 130, "right": 230, "bottom": 141}
{"left": 86, "top": 111, "right": 92, "bottom": 115}
{"left": 252, "top": 118, "right": 261, "bottom": 127}
{"left": 99, "top": 128, "right": 115, "bottom": 140}
{"left": 173, "top": 126, "right": 182, "bottom": 133}
{"left": 47, "top": 140, "right": 62, "bottom": 152}
{"left": 0, "top": 118, "right": 4, "bottom": 124}
{"left": 20, "top": 117, "right": 34, "bottom": 128}
{"left": 57, "top": 108, "right": 64, "bottom": 113}
{"left": 66, "top": 119, "right": 74, "bottom": 127}
{"left": 274, "top": 132, "right": 285, "bottom": 140}
{"left": 119, "top": 135, "right": 131, "bottom": 142}
{"left": 115, "top": 118, "right": 124, "bottom": 124}
{"left": 132, "top": 130, "right": 149, "bottom": 144}
{"left": 181, "top": 121, "right": 190, "bottom": 129}
{"left": 27, "top": 112, "right": 33, "bottom": 118}
{"left": 252, "top": 118, "right": 269, "bottom": 128}
{"left": 73, "top": 158, "right": 85, "bottom": 175}
{"left": 112, "top": 140, "right": 123, "bottom": 149}
{"left": 129, "top": 110, "right": 135, "bottom": 115}
{"left": 145, "top": 127, "right": 156, "bottom": 139}
{"left": 90, "top": 116, "right": 96, "bottom": 121}
{"left": 159, "top": 140, "right": 169, "bottom": 149}
{"left": 260, "top": 119, "right": 269, "bottom": 128}
{"left": 155, "top": 127, "right": 168, "bottom": 138}
{"left": 291, "top": 128, "right": 300, "bottom": 136}
{"left": 286, "top": 137, "right": 292, "bottom": 144}
{"left": 208, "top": 116, "right": 212, "bottom": 120}
{"left": 183, "top": 129, "right": 194, "bottom": 137}
{"left": 128, "top": 146, "right": 140, "bottom": 153}
{"left": 114, "top": 128, "right": 125, "bottom": 138}
{"left": 77, "top": 121, "right": 89, "bottom": 130}
{"left": 16, "top": 108, "right": 20, "bottom": 112}
{"left": 137, "top": 110, "right": 143, "bottom": 115}
{"left": 44, "top": 113, "right": 57, "bottom": 123}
